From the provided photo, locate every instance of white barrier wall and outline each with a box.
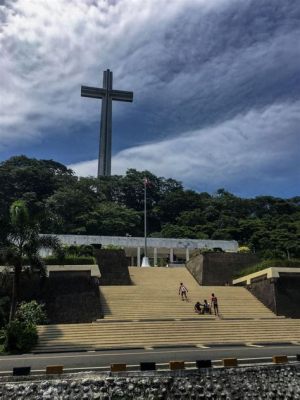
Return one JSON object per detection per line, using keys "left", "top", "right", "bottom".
{"left": 41, "top": 235, "right": 238, "bottom": 266}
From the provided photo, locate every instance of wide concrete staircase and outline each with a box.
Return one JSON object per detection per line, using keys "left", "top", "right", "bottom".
{"left": 99, "top": 267, "right": 276, "bottom": 320}
{"left": 35, "top": 267, "right": 300, "bottom": 353}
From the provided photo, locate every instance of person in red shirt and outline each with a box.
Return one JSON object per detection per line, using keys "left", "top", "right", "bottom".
{"left": 211, "top": 293, "right": 219, "bottom": 316}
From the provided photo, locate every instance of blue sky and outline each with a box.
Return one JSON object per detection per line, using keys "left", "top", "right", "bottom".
{"left": 0, "top": 0, "right": 299, "bottom": 197}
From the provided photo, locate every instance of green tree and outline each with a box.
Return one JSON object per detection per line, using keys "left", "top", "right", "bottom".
{"left": 45, "top": 186, "right": 98, "bottom": 233}
{"left": 0, "top": 156, "right": 75, "bottom": 239}
{"left": 78, "top": 202, "right": 141, "bottom": 236}
{"left": 1, "top": 200, "right": 60, "bottom": 321}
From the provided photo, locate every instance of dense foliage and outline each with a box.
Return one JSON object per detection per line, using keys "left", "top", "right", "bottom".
{"left": 1, "top": 156, "right": 299, "bottom": 259}
{"left": 15, "top": 301, "right": 47, "bottom": 325}
{"left": 0, "top": 300, "right": 44, "bottom": 353}
{"left": 0, "top": 197, "right": 60, "bottom": 320}
{"left": 1, "top": 319, "right": 38, "bottom": 353}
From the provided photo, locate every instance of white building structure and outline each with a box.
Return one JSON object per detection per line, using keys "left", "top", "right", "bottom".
{"left": 43, "top": 235, "right": 238, "bottom": 267}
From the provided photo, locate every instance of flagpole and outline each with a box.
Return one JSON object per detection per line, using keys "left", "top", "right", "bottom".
{"left": 141, "top": 177, "right": 150, "bottom": 267}
{"left": 144, "top": 180, "right": 147, "bottom": 258}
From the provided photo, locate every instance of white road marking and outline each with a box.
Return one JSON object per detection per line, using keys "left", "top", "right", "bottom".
{"left": 0, "top": 345, "right": 297, "bottom": 362}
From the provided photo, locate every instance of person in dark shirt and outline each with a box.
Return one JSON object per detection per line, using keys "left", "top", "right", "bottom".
{"left": 211, "top": 293, "right": 219, "bottom": 316}
{"left": 194, "top": 301, "right": 202, "bottom": 314}
{"left": 202, "top": 300, "right": 211, "bottom": 314}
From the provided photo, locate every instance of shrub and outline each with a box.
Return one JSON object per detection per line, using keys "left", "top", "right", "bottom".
{"left": 199, "top": 248, "right": 214, "bottom": 254}
{"left": 212, "top": 247, "right": 224, "bottom": 253}
{"left": 3, "top": 320, "right": 38, "bottom": 353}
{"left": 15, "top": 301, "right": 47, "bottom": 325}
{"left": 238, "top": 246, "right": 251, "bottom": 253}
{"left": 104, "top": 244, "right": 123, "bottom": 250}
{"left": 77, "top": 245, "right": 94, "bottom": 257}
{"left": 44, "top": 256, "right": 96, "bottom": 265}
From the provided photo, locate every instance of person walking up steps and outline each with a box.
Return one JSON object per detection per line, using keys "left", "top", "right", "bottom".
{"left": 179, "top": 282, "right": 188, "bottom": 301}
{"left": 211, "top": 293, "right": 219, "bottom": 316}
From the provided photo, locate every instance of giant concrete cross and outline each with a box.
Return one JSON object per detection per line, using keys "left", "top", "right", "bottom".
{"left": 81, "top": 69, "right": 133, "bottom": 177}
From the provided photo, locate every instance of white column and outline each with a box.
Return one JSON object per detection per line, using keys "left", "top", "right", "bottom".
{"left": 153, "top": 247, "right": 158, "bottom": 266}
{"left": 130, "top": 256, "right": 134, "bottom": 266}
{"left": 185, "top": 248, "right": 190, "bottom": 262}
{"left": 137, "top": 247, "right": 141, "bottom": 267}
{"left": 170, "top": 248, "right": 174, "bottom": 263}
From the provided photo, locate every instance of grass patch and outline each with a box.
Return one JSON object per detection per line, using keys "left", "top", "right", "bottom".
{"left": 234, "top": 258, "right": 300, "bottom": 279}
{"left": 44, "top": 256, "right": 96, "bottom": 265}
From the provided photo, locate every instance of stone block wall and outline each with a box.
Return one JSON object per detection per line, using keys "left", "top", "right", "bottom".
{"left": 275, "top": 276, "right": 300, "bottom": 318}
{"left": 0, "top": 270, "right": 103, "bottom": 324}
{"left": 95, "top": 249, "right": 131, "bottom": 285}
{"left": 247, "top": 275, "right": 300, "bottom": 318}
{"left": 246, "top": 277, "right": 277, "bottom": 314}
{"left": 43, "top": 272, "right": 103, "bottom": 323}
{"left": 186, "top": 252, "right": 259, "bottom": 285}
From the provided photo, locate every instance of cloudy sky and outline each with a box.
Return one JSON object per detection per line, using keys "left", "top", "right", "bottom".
{"left": 0, "top": 0, "right": 299, "bottom": 197}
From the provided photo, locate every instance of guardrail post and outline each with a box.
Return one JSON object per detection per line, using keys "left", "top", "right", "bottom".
{"left": 196, "top": 360, "right": 212, "bottom": 369}
{"left": 169, "top": 361, "right": 185, "bottom": 370}
{"left": 46, "top": 365, "right": 64, "bottom": 374}
{"left": 272, "top": 355, "right": 288, "bottom": 364}
{"left": 13, "top": 367, "right": 31, "bottom": 376}
{"left": 110, "top": 363, "right": 127, "bottom": 372}
{"left": 223, "top": 358, "right": 238, "bottom": 367}
{"left": 140, "top": 362, "right": 156, "bottom": 371}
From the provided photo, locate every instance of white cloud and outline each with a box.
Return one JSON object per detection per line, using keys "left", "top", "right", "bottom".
{"left": 0, "top": 0, "right": 227, "bottom": 146}
{"left": 1, "top": 0, "right": 299, "bottom": 147}
{"left": 1, "top": 0, "right": 299, "bottom": 196}
{"left": 69, "top": 100, "right": 300, "bottom": 194}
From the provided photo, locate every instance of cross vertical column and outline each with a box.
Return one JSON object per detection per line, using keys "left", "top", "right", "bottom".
{"left": 81, "top": 69, "right": 133, "bottom": 177}
{"left": 99, "top": 70, "right": 113, "bottom": 176}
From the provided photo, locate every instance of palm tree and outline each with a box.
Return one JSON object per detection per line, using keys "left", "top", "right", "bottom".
{"left": 1, "top": 200, "right": 60, "bottom": 321}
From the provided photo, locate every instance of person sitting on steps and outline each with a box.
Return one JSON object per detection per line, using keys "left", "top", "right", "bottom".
{"left": 194, "top": 301, "right": 202, "bottom": 314}
{"left": 202, "top": 299, "right": 211, "bottom": 314}
{"left": 178, "top": 282, "right": 188, "bottom": 301}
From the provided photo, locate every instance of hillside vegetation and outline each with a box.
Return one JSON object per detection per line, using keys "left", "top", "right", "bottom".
{"left": 0, "top": 156, "right": 299, "bottom": 259}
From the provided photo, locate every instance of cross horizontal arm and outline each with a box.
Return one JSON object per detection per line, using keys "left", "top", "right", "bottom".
{"left": 81, "top": 86, "right": 106, "bottom": 99}
{"left": 110, "top": 90, "right": 133, "bottom": 102}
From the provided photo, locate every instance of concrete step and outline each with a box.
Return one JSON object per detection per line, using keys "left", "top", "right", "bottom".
{"left": 35, "top": 319, "right": 300, "bottom": 352}
{"left": 34, "top": 267, "right": 284, "bottom": 353}
{"left": 99, "top": 267, "right": 276, "bottom": 321}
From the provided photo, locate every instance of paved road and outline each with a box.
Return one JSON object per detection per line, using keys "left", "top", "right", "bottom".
{"left": 1, "top": 344, "right": 300, "bottom": 374}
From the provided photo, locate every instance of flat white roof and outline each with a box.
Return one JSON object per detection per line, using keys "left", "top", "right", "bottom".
{"left": 43, "top": 234, "right": 238, "bottom": 252}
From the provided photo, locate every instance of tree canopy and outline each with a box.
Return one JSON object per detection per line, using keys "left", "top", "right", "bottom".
{"left": 0, "top": 155, "right": 299, "bottom": 259}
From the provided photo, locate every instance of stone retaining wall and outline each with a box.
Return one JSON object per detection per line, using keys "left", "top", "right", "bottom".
{"left": 0, "top": 365, "right": 299, "bottom": 399}
{"left": 43, "top": 273, "right": 103, "bottom": 323}
{"left": 247, "top": 275, "right": 300, "bottom": 318}
{"left": 95, "top": 249, "right": 131, "bottom": 285}
{"left": 0, "top": 271, "right": 103, "bottom": 324}
{"left": 186, "top": 252, "right": 259, "bottom": 285}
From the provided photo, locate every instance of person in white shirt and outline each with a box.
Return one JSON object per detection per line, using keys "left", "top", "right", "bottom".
{"left": 178, "top": 282, "right": 188, "bottom": 301}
